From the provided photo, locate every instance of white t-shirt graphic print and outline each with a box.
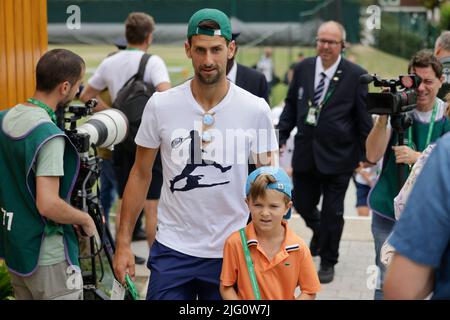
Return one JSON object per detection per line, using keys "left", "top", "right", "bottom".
{"left": 135, "top": 80, "right": 278, "bottom": 258}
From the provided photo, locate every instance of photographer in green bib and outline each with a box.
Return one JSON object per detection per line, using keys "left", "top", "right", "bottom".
{"left": 0, "top": 49, "right": 96, "bottom": 300}
{"left": 366, "top": 50, "right": 450, "bottom": 300}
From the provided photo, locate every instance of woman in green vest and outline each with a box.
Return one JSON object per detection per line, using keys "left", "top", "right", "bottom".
{"left": 0, "top": 49, "right": 96, "bottom": 300}
{"left": 366, "top": 50, "right": 450, "bottom": 300}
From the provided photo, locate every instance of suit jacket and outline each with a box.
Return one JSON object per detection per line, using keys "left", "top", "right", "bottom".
{"left": 277, "top": 56, "right": 373, "bottom": 175}
{"left": 235, "top": 63, "right": 269, "bottom": 103}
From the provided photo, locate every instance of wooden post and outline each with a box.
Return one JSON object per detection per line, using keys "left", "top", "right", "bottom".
{"left": 0, "top": 0, "right": 48, "bottom": 110}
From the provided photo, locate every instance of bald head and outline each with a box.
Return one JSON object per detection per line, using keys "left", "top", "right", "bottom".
{"left": 435, "top": 31, "right": 450, "bottom": 59}
{"left": 316, "top": 21, "right": 346, "bottom": 69}
{"left": 318, "top": 21, "right": 346, "bottom": 43}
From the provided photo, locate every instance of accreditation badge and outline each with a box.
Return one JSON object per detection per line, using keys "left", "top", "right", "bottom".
{"left": 305, "top": 101, "right": 319, "bottom": 126}
{"left": 111, "top": 279, "right": 126, "bottom": 300}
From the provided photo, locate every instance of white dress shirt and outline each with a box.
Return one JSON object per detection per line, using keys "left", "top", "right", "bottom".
{"left": 314, "top": 55, "right": 342, "bottom": 104}
{"left": 227, "top": 61, "right": 238, "bottom": 83}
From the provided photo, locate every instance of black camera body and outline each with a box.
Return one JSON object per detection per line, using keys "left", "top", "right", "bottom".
{"left": 360, "top": 74, "right": 422, "bottom": 115}
{"left": 66, "top": 132, "right": 90, "bottom": 154}
{"left": 64, "top": 99, "right": 98, "bottom": 154}
{"left": 360, "top": 74, "right": 423, "bottom": 191}
{"left": 68, "top": 98, "right": 97, "bottom": 119}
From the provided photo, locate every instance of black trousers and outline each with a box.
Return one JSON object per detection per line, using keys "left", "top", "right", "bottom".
{"left": 293, "top": 169, "right": 352, "bottom": 267}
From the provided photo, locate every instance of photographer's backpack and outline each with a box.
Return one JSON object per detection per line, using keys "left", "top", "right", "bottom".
{"left": 112, "top": 53, "right": 154, "bottom": 154}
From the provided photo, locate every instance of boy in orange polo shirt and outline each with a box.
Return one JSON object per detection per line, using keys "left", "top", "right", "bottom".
{"left": 220, "top": 166, "right": 321, "bottom": 300}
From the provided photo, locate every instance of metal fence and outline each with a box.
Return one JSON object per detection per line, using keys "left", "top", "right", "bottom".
{"left": 47, "top": 0, "right": 362, "bottom": 45}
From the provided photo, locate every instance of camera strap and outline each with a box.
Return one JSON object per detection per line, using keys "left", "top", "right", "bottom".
{"left": 26, "top": 98, "right": 57, "bottom": 125}
{"left": 407, "top": 100, "right": 438, "bottom": 149}
{"left": 239, "top": 228, "right": 261, "bottom": 300}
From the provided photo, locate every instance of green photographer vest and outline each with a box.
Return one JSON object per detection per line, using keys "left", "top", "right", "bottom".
{"left": 0, "top": 110, "right": 80, "bottom": 275}
{"left": 369, "top": 116, "right": 450, "bottom": 220}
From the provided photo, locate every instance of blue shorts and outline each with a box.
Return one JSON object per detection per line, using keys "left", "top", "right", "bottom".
{"left": 146, "top": 240, "right": 223, "bottom": 300}
{"left": 355, "top": 182, "right": 371, "bottom": 207}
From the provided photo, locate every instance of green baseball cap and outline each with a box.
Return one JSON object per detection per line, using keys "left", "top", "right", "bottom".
{"left": 187, "top": 8, "right": 232, "bottom": 41}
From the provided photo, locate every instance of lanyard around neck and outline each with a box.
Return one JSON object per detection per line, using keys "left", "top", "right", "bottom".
{"left": 316, "top": 72, "right": 337, "bottom": 109}
{"left": 27, "top": 98, "right": 57, "bottom": 125}
{"left": 239, "top": 228, "right": 261, "bottom": 300}
{"left": 408, "top": 100, "right": 438, "bottom": 149}
{"left": 320, "top": 86, "right": 334, "bottom": 108}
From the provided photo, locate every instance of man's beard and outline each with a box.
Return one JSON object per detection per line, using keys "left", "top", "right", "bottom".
{"left": 56, "top": 92, "right": 74, "bottom": 110}
{"left": 197, "top": 65, "right": 223, "bottom": 85}
{"left": 56, "top": 100, "right": 70, "bottom": 111}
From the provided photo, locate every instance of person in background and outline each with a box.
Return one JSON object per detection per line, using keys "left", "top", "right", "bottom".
{"left": 257, "top": 47, "right": 275, "bottom": 95}
{"left": 353, "top": 115, "right": 379, "bottom": 217}
{"left": 353, "top": 162, "right": 377, "bottom": 217}
{"left": 277, "top": 21, "right": 372, "bottom": 284}
{"left": 80, "top": 13, "right": 171, "bottom": 263}
{"left": 284, "top": 52, "right": 305, "bottom": 86}
{"left": 226, "top": 32, "right": 269, "bottom": 103}
{"left": 271, "top": 105, "right": 295, "bottom": 177}
{"left": 226, "top": 30, "right": 269, "bottom": 176}
{"left": 434, "top": 31, "right": 450, "bottom": 100}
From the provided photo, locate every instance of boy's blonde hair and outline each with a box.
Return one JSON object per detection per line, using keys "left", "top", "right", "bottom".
{"left": 247, "top": 174, "right": 291, "bottom": 205}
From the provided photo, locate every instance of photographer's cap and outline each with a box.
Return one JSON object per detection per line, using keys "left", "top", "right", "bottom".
{"left": 246, "top": 166, "right": 293, "bottom": 220}
{"left": 187, "top": 8, "right": 232, "bottom": 41}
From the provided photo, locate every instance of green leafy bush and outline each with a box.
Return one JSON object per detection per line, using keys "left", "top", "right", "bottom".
{"left": 0, "top": 261, "right": 14, "bottom": 300}
{"left": 374, "top": 12, "right": 427, "bottom": 59}
{"left": 378, "top": 28, "right": 424, "bottom": 60}
{"left": 440, "top": 2, "right": 450, "bottom": 30}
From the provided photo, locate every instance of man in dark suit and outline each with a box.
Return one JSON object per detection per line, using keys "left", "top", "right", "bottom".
{"left": 277, "top": 21, "right": 373, "bottom": 283}
{"left": 226, "top": 33, "right": 269, "bottom": 103}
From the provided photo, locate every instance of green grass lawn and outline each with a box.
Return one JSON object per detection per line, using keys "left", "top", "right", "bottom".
{"left": 49, "top": 43, "right": 409, "bottom": 107}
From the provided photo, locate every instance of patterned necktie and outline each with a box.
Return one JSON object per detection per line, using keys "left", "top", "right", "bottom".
{"left": 313, "top": 72, "right": 326, "bottom": 106}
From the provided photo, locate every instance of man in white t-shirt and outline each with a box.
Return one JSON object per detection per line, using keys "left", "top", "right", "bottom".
{"left": 80, "top": 12, "right": 171, "bottom": 253}
{"left": 113, "top": 8, "right": 278, "bottom": 300}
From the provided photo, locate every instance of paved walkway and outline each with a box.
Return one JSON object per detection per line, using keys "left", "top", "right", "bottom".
{"left": 126, "top": 181, "right": 378, "bottom": 300}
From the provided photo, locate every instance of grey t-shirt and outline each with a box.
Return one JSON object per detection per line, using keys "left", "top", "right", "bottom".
{"left": 3, "top": 105, "right": 66, "bottom": 266}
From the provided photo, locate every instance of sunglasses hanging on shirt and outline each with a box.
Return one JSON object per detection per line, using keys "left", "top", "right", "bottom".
{"left": 201, "top": 112, "right": 215, "bottom": 144}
